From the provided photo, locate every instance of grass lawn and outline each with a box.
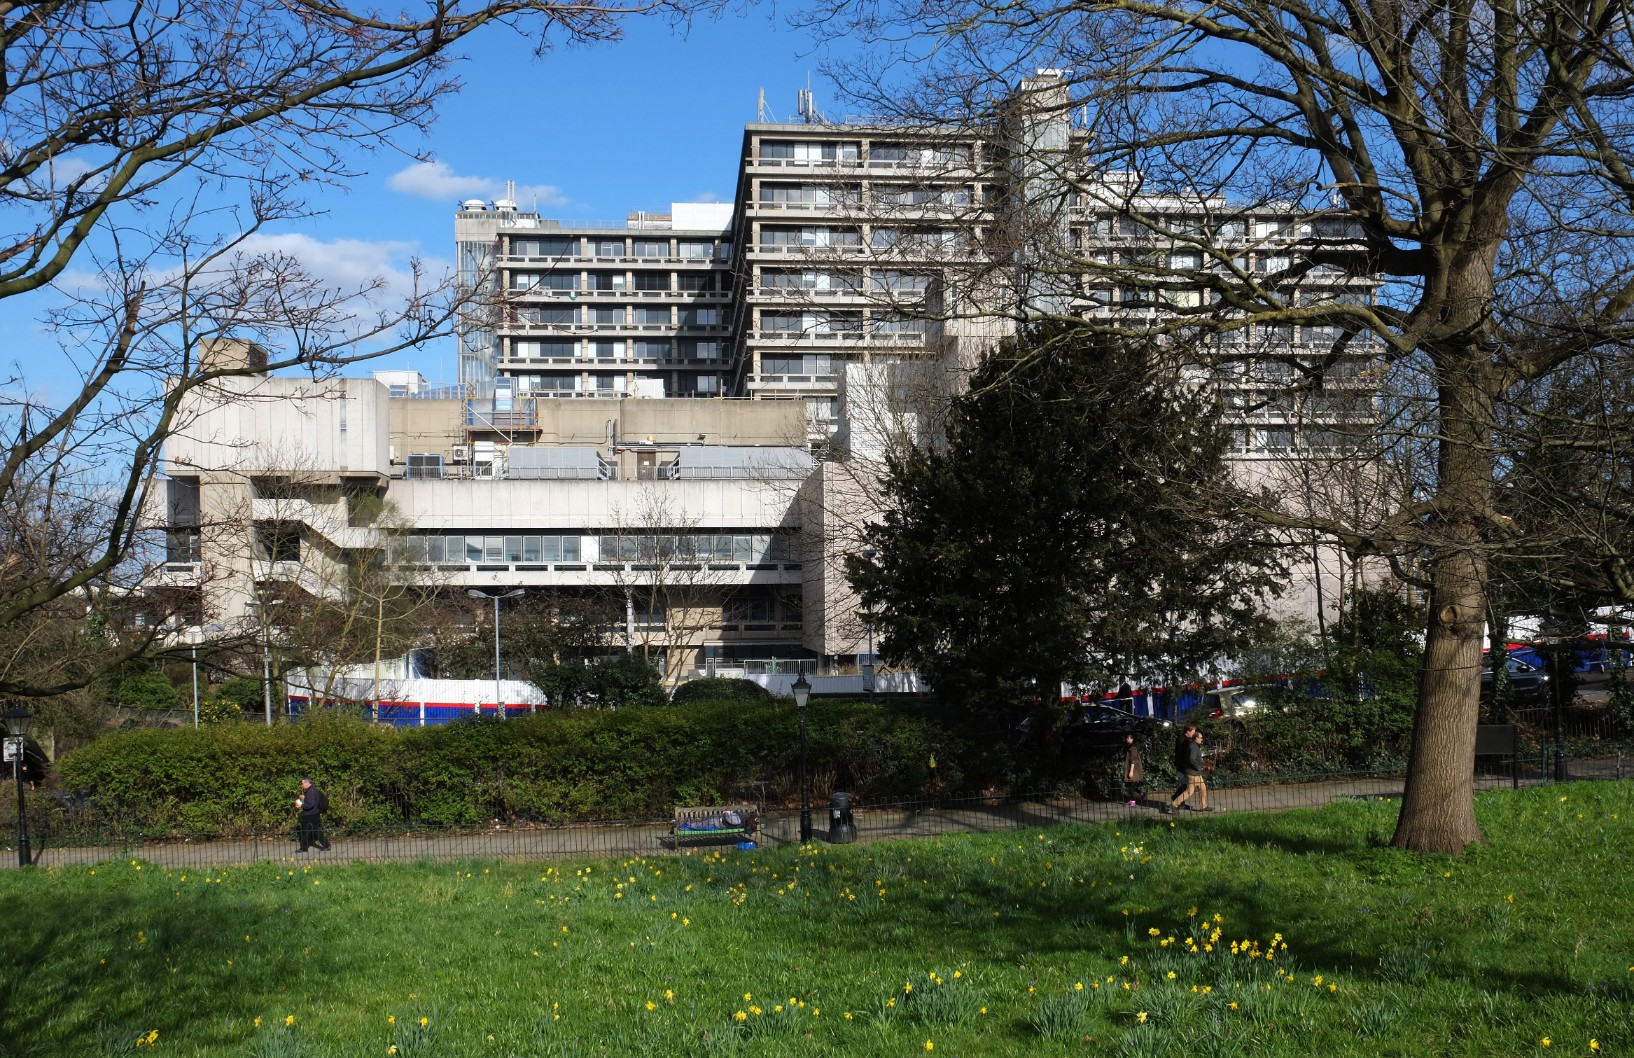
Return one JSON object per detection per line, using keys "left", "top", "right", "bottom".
{"left": 1, "top": 782, "right": 1629, "bottom": 1057}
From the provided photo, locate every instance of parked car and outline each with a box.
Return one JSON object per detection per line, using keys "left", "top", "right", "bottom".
{"left": 1480, "top": 656, "right": 1549, "bottom": 706}
{"left": 1204, "top": 684, "right": 1274, "bottom": 718}
{"left": 1061, "top": 703, "right": 1173, "bottom": 751}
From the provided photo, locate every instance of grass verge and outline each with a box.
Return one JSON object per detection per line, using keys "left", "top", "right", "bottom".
{"left": 1, "top": 782, "right": 1628, "bottom": 1057}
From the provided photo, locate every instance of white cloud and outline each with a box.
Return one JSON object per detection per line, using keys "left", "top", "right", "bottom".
{"left": 235, "top": 232, "right": 439, "bottom": 298}
{"left": 388, "top": 161, "right": 567, "bottom": 208}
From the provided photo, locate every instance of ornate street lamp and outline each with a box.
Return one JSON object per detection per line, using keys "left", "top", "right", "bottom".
{"left": 469, "top": 588, "right": 526, "bottom": 718}
{"left": 792, "top": 670, "right": 812, "bottom": 843}
{"left": 4, "top": 705, "right": 32, "bottom": 867}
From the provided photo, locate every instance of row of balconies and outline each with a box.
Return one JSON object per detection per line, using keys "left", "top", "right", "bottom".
{"left": 160, "top": 561, "right": 806, "bottom": 590}
{"left": 748, "top": 329, "right": 929, "bottom": 344}
{"left": 498, "top": 253, "right": 725, "bottom": 267}
{"left": 507, "top": 287, "right": 730, "bottom": 300}
{"left": 745, "top": 157, "right": 980, "bottom": 173}
{"left": 499, "top": 355, "right": 728, "bottom": 369}
{"left": 499, "top": 322, "right": 732, "bottom": 336}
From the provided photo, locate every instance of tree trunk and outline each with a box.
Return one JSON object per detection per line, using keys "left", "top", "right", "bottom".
{"left": 1392, "top": 370, "right": 1494, "bottom": 853}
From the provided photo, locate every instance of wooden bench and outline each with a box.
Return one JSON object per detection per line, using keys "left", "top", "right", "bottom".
{"left": 671, "top": 804, "right": 760, "bottom": 850}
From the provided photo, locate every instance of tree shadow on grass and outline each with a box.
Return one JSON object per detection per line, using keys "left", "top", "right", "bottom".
{"left": 0, "top": 862, "right": 345, "bottom": 1053}
{"left": 808, "top": 812, "right": 1594, "bottom": 1006}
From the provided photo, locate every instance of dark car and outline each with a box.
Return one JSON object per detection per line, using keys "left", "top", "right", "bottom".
{"left": 1480, "top": 656, "right": 1549, "bottom": 706}
{"left": 1061, "top": 703, "right": 1173, "bottom": 751}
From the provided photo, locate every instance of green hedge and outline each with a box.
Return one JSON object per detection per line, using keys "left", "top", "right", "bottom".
{"left": 53, "top": 698, "right": 959, "bottom": 835}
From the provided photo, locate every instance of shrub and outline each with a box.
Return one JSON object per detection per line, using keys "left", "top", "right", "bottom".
{"left": 670, "top": 677, "right": 775, "bottom": 705}
{"left": 56, "top": 712, "right": 399, "bottom": 835}
{"left": 53, "top": 698, "right": 956, "bottom": 833}
{"left": 215, "top": 677, "right": 265, "bottom": 713}
{"left": 114, "top": 664, "right": 183, "bottom": 711}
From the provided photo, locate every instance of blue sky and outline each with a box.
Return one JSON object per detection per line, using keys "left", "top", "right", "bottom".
{"left": 246, "top": 11, "right": 846, "bottom": 384}
{"left": 357, "top": 10, "right": 839, "bottom": 380}
{"left": 2, "top": 9, "right": 847, "bottom": 394}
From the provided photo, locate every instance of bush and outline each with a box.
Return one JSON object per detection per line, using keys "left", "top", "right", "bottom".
{"left": 53, "top": 698, "right": 959, "bottom": 833}
{"left": 114, "top": 664, "right": 183, "bottom": 711}
{"left": 56, "top": 711, "right": 399, "bottom": 836}
{"left": 670, "top": 677, "right": 775, "bottom": 705}
{"left": 215, "top": 677, "right": 265, "bottom": 713}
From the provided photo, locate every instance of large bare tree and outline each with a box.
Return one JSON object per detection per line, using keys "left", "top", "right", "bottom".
{"left": 0, "top": 0, "right": 720, "bottom": 701}
{"left": 798, "top": 0, "right": 1634, "bottom": 851}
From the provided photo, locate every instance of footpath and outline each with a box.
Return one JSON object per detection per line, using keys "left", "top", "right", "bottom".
{"left": 5, "top": 755, "right": 1625, "bottom": 872}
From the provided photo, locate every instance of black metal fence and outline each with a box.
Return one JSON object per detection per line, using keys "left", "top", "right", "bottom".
{"left": 6, "top": 750, "right": 1625, "bottom": 872}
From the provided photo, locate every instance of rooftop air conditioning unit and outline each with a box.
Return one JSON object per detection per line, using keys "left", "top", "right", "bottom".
{"left": 451, "top": 445, "right": 471, "bottom": 462}
{"left": 405, "top": 453, "right": 445, "bottom": 480}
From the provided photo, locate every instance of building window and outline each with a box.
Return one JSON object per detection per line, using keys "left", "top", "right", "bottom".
{"left": 633, "top": 271, "right": 669, "bottom": 291}
{"left": 760, "top": 183, "right": 861, "bottom": 206}
{"left": 167, "top": 528, "right": 202, "bottom": 563}
{"left": 871, "top": 270, "right": 929, "bottom": 294}
{"left": 633, "top": 238, "right": 669, "bottom": 259}
{"left": 511, "top": 235, "right": 576, "bottom": 257}
{"left": 872, "top": 312, "right": 926, "bottom": 336}
{"left": 762, "top": 140, "right": 860, "bottom": 162}
{"left": 514, "top": 271, "right": 576, "bottom": 291}
{"left": 633, "top": 340, "right": 670, "bottom": 360}
{"left": 678, "top": 240, "right": 715, "bottom": 259}
{"left": 675, "top": 272, "right": 717, "bottom": 292}
{"left": 761, "top": 226, "right": 862, "bottom": 249}
{"left": 256, "top": 524, "right": 300, "bottom": 563}
{"left": 680, "top": 339, "right": 724, "bottom": 361}
{"left": 527, "top": 306, "right": 575, "bottom": 326}
{"left": 633, "top": 306, "right": 670, "bottom": 325}
{"left": 590, "top": 306, "right": 624, "bottom": 325}
{"left": 595, "top": 239, "right": 625, "bottom": 258}
{"left": 590, "top": 339, "right": 622, "bottom": 360}
{"left": 511, "top": 339, "right": 576, "bottom": 360}
{"left": 875, "top": 185, "right": 971, "bottom": 206}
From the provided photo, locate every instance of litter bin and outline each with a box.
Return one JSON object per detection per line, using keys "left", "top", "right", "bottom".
{"left": 826, "top": 791, "right": 858, "bottom": 844}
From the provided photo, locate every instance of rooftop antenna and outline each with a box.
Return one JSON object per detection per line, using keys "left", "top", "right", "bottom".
{"left": 798, "top": 76, "right": 824, "bottom": 124}
{"left": 758, "top": 87, "right": 766, "bottom": 123}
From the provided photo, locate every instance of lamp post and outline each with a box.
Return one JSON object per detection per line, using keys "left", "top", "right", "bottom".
{"left": 469, "top": 588, "right": 526, "bottom": 718}
{"left": 792, "top": 670, "right": 812, "bottom": 843}
{"left": 4, "top": 705, "right": 31, "bottom": 867}
{"left": 260, "top": 599, "right": 286, "bottom": 727}
{"left": 860, "top": 548, "right": 877, "bottom": 701}
{"left": 1538, "top": 617, "right": 1571, "bottom": 783}
{"left": 189, "top": 623, "right": 225, "bottom": 729}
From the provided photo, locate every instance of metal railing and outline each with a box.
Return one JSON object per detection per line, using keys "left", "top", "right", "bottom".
{"left": 9, "top": 753, "right": 1625, "bottom": 871}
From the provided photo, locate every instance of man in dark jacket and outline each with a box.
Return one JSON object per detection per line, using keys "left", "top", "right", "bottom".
{"left": 295, "top": 778, "right": 331, "bottom": 852}
{"left": 1162, "top": 724, "right": 1214, "bottom": 814}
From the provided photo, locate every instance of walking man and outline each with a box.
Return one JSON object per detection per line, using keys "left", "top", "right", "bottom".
{"left": 1163, "top": 724, "right": 1214, "bottom": 814}
{"left": 295, "top": 777, "right": 331, "bottom": 852}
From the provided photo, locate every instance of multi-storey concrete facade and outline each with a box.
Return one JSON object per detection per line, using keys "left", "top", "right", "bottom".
{"left": 154, "top": 74, "right": 1384, "bottom": 695}
{"left": 456, "top": 200, "right": 736, "bottom": 400}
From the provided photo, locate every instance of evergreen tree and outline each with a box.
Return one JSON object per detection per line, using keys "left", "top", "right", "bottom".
{"left": 848, "top": 321, "right": 1285, "bottom": 722}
